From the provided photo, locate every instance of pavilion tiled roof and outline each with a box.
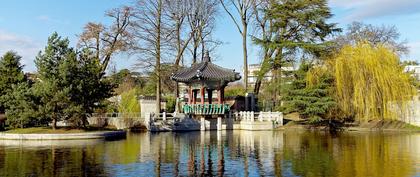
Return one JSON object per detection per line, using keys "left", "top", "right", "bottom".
{"left": 171, "top": 52, "right": 241, "bottom": 83}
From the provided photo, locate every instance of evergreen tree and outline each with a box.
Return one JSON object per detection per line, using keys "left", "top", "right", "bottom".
{"left": 3, "top": 83, "right": 41, "bottom": 128}
{"left": 254, "top": 0, "right": 340, "bottom": 102}
{"left": 282, "top": 62, "right": 336, "bottom": 123}
{"left": 34, "top": 33, "right": 74, "bottom": 129}
{"left": 0, "top": 51, "right": 27, "bottom": 112}
{"left": 61, "top": 50, "right": 114, "bottom": 127}
{"left": 0, "top": 51, "right": 28, "bottom": 129}
{"left": 35, "top": 33, "right": 114, "bottom": 129}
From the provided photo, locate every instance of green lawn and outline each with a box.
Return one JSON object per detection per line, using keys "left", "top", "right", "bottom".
{"left": 403, "top": 123, "right": 420, "bottom": 131}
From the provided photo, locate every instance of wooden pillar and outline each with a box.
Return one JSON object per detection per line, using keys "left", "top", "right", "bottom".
{"left": 217, "top": 88, "right": 222, "bottom": 104}
{"left": 200, "top": 87, "right": 205, "bottom": 105}
{"left": 221, "top": 87, "right": 224, "bottom": 104}
{"left": 218, "top": 86, "right": 225, "bottom": 104}
{"left": 188, "top": 86, "right": 192, "bottom": 104}
{"left": 193, "top": 90, "right": 197, "bottom": 104}
{"left": 207, "top": 89, "right": 213, "bottom": 104}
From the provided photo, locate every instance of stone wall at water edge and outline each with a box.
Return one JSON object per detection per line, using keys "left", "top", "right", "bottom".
{"left": 402, "top": 101, "right": 420, "bottom": 127}
{"left": 87, "top": 117, "right": 144, "bottom": 130}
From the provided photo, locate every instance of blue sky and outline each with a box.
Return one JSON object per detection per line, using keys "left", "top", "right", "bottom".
{"left": 0, "top": 0, "right": 419, "bottom": 72}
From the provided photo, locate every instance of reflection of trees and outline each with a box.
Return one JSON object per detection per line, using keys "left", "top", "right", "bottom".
{"left": 1, "top": 132, "right": 417, "bottom": 176}
{"left": 0, "top": 145, "right": 107, "bottom": 176}
{"left": 335, "top": 133, "right": 414, "bottom": 177}
{"left": 283, "top": 131, "right": 336, "bottom": 177}
{"left": 282, "top": 131, "right": 416, "bottom": 177}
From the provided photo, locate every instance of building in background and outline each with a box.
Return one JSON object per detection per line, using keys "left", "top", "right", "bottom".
{"left": 246, "top": 64, "right": 295, "bottom": 89}
{"left": 405, "top": 65, "right": 420, "bottom": 81}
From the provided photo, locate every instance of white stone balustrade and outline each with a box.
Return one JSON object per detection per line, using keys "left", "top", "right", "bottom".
{"left": 237, "top": 111, "right": 283, "bottom": 125}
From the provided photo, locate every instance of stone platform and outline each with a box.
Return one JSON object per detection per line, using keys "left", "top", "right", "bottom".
{"left": 146, "top": 111, "right": 283, "bottom": 132}
{"left": 0, "top": 131, "right": 126, "bottom": 140}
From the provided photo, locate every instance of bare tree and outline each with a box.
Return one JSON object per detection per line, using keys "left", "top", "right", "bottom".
{"left": 132, "top": 0, "right": 170, "bottom": 114}
{"left": 187, "top": 0, "right": 219, "bottom": 63}
{"left": 335, "top": 22, "right": 409, "bottom": 55}
{"left": 220, "top": 0, "right": 256, "bottom": 91}
{"left": 78, "top": 6, "right": 134, "bottom": 74}
{"left": 165, "top": 0, "right": 192, "bottom": 67}
{"left": 164, "top": 0, "right": 193, "bottom": 98}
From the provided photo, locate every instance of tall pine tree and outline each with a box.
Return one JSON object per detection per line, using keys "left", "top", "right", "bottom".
{"left": 0, "top": 51, "right": 27, "bottom": 112}
{"left": 254, "top": 0, "right": 340, "bottom": 106}
{"left": 34, "top": 33, "right": 73, "bottom": 129}
{"left": 35, "top": 33, "right": 114, "bottom": 129}
{"left": 0, "top": 51, "right": 28, "bottom": 129}
{"left": 282, "top": 62, "right": 336, "bottom": 123}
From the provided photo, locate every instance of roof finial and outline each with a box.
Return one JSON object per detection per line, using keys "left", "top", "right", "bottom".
{"left": 203, "top": 51, "right": 211, "bottom": 62}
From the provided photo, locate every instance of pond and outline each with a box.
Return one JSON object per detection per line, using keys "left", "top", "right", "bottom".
{"left": 0, "top": 130, "right": 419, "bottom": 177}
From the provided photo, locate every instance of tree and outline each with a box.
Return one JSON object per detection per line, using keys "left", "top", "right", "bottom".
{"left": 0, "top": 51, "right": 27, "bottom": 113}
{"left": 78, "top": 6, "right": 135, "bottom": 74}
{"left": 3, "top": 83, "right": 40, "bottom": 128}
{"left": 220, "top": 0, "right": 255, "bottom": 91}
{"left": 132, "top": 0, "right": 167, "bottom": 114}
{"left": 119, "top": 88, "right": 140, "bottom": 114}
{"left": 334, "top": 22, "right": 408, "bottom": 55}
{"left": 282, "top": 62, "right": 336, "bottom": 123}
{"left": 332, "top": 43, "right": 416, "bottom": 121}
{"left": 60, "top": 50, "right": 114, "bottom": 127}
{"left": 35, "top": 33, "right": 74, "bottom": 129}
{"left": 251, "top": 0, "right": 274, "bottom": 94}
{"left": 0, "top": 51, "right": 30, "bottom": 129}
{"left": 165, "top": 0, "right": 193, "bottom": 67}
{"left": 36, "top": 33, "right": 114, "bottom": 129}
{"left": 225, "top": 84, "right": 246, "bottom": 97}
{"left": 187, "top": 0, "right": 219, "bottom": 63}
{"left": 165, "top": 0, "right": 193, "bottom": 98}
{"left": 253, "top": 0, "right": 339, "bottom": 104}
{"left": 401, "top": 60, "right": 419, "bottom": 66}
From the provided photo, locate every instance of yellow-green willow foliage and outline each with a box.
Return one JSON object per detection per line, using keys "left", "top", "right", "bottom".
{"left": 332, "top": 43, "right": 416, "bottom": 121}
{"left": 118, "top": 88, "right": 140, "bottom": 114}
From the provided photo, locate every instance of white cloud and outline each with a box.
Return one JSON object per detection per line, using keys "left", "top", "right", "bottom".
{"left": 0, "top": 30, "right": 42, "bottom": 72}
{"left": 36, "top": 15, "right": 70, "bottom": 25}
{"left": 329, "top": 0, "right": 420, "bottom": 20}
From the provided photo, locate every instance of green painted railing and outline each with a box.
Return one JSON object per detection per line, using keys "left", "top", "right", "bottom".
{"left": 183, "top": 104, "right": 230, "bottom": 115}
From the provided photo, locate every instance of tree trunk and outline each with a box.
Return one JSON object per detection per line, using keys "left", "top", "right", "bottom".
{"left": 52, "top": 118, "right": 57, "bottom": 130}
{"left": 155, "top": 0, "right": 162, "bottom": 114}
{"left": 192, "top": 42, "right": 198, "bottom": 64}
{"left": 242, "top": 24, "right": 248, "bottom": 92}
{"left": 175, "top": 23, "right": 182, "bottom": 99}
{"left": 254, "top": 78, "right": 262, "bottom": 95}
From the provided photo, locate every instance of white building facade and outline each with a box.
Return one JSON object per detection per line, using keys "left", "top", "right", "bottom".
{"left": 404, "top": 65, "right": 420, "bottom": 81}
{"left": 246, "top": 64, "right": 295, "bottom": 88}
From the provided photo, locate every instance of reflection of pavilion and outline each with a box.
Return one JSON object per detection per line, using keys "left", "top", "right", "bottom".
{"left": 171, "top": 51, "right": 241, "bottom": 131}
{"left": 138, "top": 131, "right": 284, "bottom": 176}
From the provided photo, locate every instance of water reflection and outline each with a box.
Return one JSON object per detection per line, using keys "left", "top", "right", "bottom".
{"left": 0, "top": 131, "right": 419, "bottom": 177}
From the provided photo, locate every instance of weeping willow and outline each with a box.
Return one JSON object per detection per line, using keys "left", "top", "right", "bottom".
{"left": 119, "top": 88, "right": 140, "bottom": 114}
{"left": 329, "top": 43, "right": 416, "bottom": 121}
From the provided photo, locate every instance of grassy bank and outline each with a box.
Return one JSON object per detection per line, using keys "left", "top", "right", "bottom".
{"left": 283, "top": 119, "right": 420, "bottom": 132}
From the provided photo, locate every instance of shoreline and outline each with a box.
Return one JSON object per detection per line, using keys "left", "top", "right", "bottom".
{"left": 281, "top": 121, "right": 420, "bottom": 133}
{"left": 0, "top": 130, "right": 126, "bottom": 140}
